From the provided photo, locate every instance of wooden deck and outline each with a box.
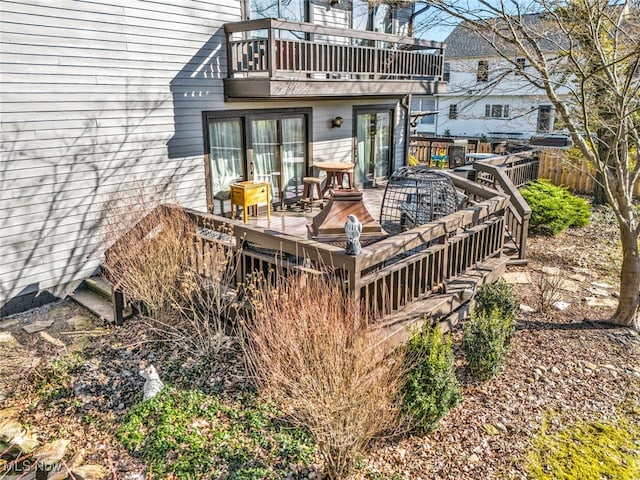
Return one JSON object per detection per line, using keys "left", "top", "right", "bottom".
{"left": 226, "top": 184, "right": 387, "bottom": 239}
{"left": 108, "top": 153, "right": 541, "bottom": 342}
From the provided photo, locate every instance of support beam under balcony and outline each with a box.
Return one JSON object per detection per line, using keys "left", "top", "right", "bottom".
{"left": 223, "top": 78, "right": 446, "bottom": 100}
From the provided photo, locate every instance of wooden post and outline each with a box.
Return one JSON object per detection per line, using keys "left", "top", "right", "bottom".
{"left": 112, "top": 288, "right": 125, "bottom": 326}
{"left": 268, "top": 21, "right": 276, "bottom": 78}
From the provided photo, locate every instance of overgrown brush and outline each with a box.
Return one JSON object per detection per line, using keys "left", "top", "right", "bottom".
{"left": 463, "top": 309, "right": 514, "bottom": 381}
{"left": 101, "top": 191, "right": 237, "bottom": 358}
{"left": 241, "top": 274, "right": 404, "bottom": 480}
{"left": 101, "top": 202, "right": 195, "bottom": 313}
{"left": 532, "top": 270, "right": 564, "bottom": 313}
{"left": 520, "top": 179, "right": 591, "bottom": 235}
{"left": 399, "top": 322, "right": 462, "bottom": 432}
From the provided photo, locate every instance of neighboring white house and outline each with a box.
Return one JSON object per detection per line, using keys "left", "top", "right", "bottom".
{"left": 0, "top": 0, "right": 445, "bottom": 315}
{"left": 434, "top": 16, "right": 568, "bottom": 139}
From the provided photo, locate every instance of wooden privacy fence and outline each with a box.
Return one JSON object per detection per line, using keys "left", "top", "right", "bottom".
{"left": 108, "top": 174, "right": 508, "bottom": 326}
{"left": 538, "top": 150, "right": 640, "bottom": 197}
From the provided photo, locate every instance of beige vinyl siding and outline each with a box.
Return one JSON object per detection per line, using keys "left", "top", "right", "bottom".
{"left": 0, "top": 0, "right": 236, "bottom": 302}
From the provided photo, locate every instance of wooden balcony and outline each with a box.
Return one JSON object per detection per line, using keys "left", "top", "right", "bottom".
{"left": 223, "top": 19, "right": 446, "bottom": 99}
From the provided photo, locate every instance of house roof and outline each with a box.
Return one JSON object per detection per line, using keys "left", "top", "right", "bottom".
{"left": 444, "top": 14, "right": 566, "bottom": 58}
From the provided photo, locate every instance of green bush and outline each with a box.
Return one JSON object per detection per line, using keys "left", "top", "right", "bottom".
{"left": 400, "top": 323, "right": 462, "bottom": 432}
{"left": 474, "top": 280, "right": 518, "bottom": 344}
{"left": 520, "top": 179, "right": 591, "bottom": 235}
{"left": 526, "top": 414, "right": 640, "bottom": 480}
{"left": 462, "top": 309, "right": 514, "bottom": 381}
{"left": 117, "top": 388, "right": 313, "bottom": 479}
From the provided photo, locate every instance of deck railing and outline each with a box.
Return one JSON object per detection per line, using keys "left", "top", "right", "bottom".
{"left": 473, "top": 152, "right": 537, "bottom": 262}
{"left": 224, "top": 19, "right": 445, "bottom": 81}
{"left": 119, "top": 175, "right": 504, "bottom": 321}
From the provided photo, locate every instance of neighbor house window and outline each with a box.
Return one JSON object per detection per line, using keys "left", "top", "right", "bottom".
{"left": 537, "top": 105, "right": 554, "bottom": 132}
{"left": 515, "top": 57, "right": 526, "bottom": 74}
{"left": 477, "top": 60, "right": 489, "bottom": 82}
{"left": 485, "top": 104, "right": 510, "bottom": 118}
{"left": 443, "top": 62, "right": 451, "bottom": 82}
{"left": 449, "top": 104, "right": 458, "bottom": 119}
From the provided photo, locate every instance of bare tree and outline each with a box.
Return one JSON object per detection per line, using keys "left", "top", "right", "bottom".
{"left": 430, "top": 0, "right": 639, "bottom": 328}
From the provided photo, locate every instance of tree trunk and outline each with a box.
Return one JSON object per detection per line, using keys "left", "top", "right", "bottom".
{"left": 593, "top": 129, "right": 609, "bottom": 205}
{"left": 609, "top": 224, "right": 640, "bottom": 329}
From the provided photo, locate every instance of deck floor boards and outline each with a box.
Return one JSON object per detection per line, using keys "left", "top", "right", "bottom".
{"left": 230, "top": 185, "right": 386, "bottom": 239}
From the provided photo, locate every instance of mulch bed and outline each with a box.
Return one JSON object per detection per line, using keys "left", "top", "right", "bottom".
{"left": 1, "top": 205, "right": 638, "bottom": 479}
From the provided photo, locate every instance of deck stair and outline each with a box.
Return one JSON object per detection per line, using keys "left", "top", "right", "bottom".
{"left": 69, "top": 275, "right": 115, "bottom": 323}
{"left": 375, "top": 256, "right": 508, "bottom": 345}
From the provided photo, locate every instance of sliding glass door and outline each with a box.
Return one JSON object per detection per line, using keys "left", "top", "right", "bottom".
{"left": 355, "top": 108, "right": 393, "bottom": 187}
{"left": 249, "top": 116, "right": 305, "bottom": 205}
{"left": 207, "top": 118, "right": 245, "bottom": 202}
{"left": 204, "top": 109, "right": 310, "bottom": 213}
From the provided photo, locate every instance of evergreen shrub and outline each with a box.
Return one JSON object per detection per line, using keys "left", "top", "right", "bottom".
{"left": 400, "top": 323, "right": 462, "bottom": 432}
{"left": 474, "top": 280, "right": 518, "bottom": 344}
{"left": 463, "top": 309, "right": 514, "bottom": 381}
{"left": 526, "top": 414, "right": 640, "bottom": 480}
{"left": 520, "top": 179, "right": 590, "bottom": 235}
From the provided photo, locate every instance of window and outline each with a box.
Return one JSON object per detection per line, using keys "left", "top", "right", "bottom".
{"left": 247, "top": 0, "right": 308, "bottom": 21}
{"left": 353, "top": 0, "right": 394, "bottom": 34}
{"left": 477, "top": 60, "right": 489, "bottom": 82}
{"left": 204, "top": 108, "right": 311, "bottom": 213}
{"left": 411, "top": 97, "right": 436, "bottom": 125}
{"left": 246, "top": 0, "right": 309, "bottom": 39}
{"left": 443, "top": 62, "right": 451, "bottom": 82}
{"left": 515, "top": 57, "right": 526, "bottom": 75}
{"left": 537, "top": 105, "right": 554, "bottom": 132}
{"left": 352, "top": 0, "right": 395, "bottom": 47}
{"left": 485, "top": 104, "right": 510, "bottom": 118}
{"left": 449, "top": 104, "right": 458, "bottom": 119}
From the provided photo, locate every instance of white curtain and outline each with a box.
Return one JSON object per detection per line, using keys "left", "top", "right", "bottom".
{"left": 251, "top": 119, "right": 277, "bottom": 176}
{"left": 281, "top": 117, "right": 304, "bottom": 201}
{"left": 374, "top": 112, "right": 390, "bottom": 180}
{"left": 356, "top": 113, "right": 373, "bottom": 185}
{"left": 208, "top": 119, "right": 243, "bottom": 199}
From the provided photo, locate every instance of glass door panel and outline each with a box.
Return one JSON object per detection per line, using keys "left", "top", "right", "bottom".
{"left": 281, "top": 117, "right": 305, "bottom": 203}
{"left": 374, "top": 112, "right": 390, "bottom": 180}
{"left": 355, "top": 110, "right": 392, "bottom": 187}
{"left": 250, "top": 119, "right": 279, "bottom": 201}
{"left": 208, "top": 119, "right": 244, "bottom": 200}
{"left": 355, "top": 113, "right": 374, "bottom": 185}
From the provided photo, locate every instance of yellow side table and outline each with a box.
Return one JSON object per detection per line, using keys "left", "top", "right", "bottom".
{"left": 230, "top": 181, "right": 271, "bottom": 223}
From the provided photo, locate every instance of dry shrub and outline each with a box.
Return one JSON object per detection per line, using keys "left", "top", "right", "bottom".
{"left": 532, "top": 270, "right": 564, "bottom": 313}
{"left": 101, "top": 190, "right": 237, "bottom": 358}
{"left": 241, "top": 274, "right": 404, "bottom": 480}
{"left": 101, "top": 192, "right": 194, "bottom": 313}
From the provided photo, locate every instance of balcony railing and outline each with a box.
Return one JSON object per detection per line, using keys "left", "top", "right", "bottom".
{"left": 223, "top": 19, "right": 446, "bottom": 98}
